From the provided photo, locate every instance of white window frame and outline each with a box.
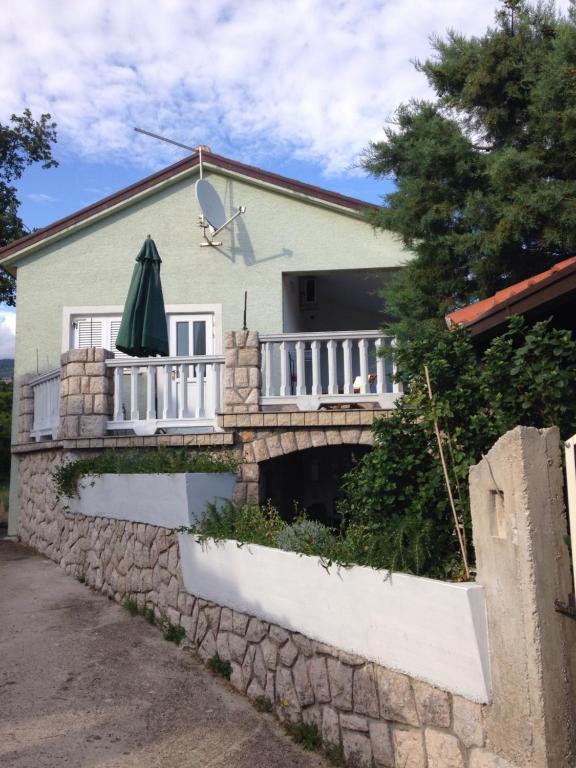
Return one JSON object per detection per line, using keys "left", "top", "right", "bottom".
{"left": 62, "top": 304, "right": 223, "bottom": 355}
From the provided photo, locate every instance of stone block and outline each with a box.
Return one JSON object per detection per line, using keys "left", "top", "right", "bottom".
{"left": 242, "top": 644, "right": 256, "bottom": 685}
{"left": 232, "top": 611, "right": 249, "bottom": 635}
{"left": 85, "top": 362, "right": 107, "bottom": 376}
{"left": 252, "top": 439, "right": 270, "bottom": 463}
{"left": 198, "top": 630, "right": 217, "bottom": 662}
{"left": 235, "top": 330, "right": 249, "bottom": 348}
{"left": 241, "top": 463, "right": 259, "bottom": 483}
{"left": 292, "top": 633, "right": 313, "bottom": 656}
{"left": 253, "top": 646, "right": 267, "bottom": 688}
{"left": 246, "top": 617, "right": 268, "bottom": 643}
{"left": 393, "top": 728, "right": 427, "bottom": 768}
{"left": 425, "top": 729, "right": 465, "bottom": 768}
{"left": 452, "top": 695, "right": 484, "bottom": 748}
{"left": 321, "top": 705, "right": 340, "bottom": 747}
{"left": 266, "top": 434, "right": 283, "bottom": 458}
{"left": 280, "top": 431, "right": 298, "bottom": 455}
{"left": 340, "top": 427, "right": 361, "bottom": 444}
{"left": 310, "top": 430, "right": 328, "bottom": 448}
{"left": 276, "top": 667, "right": 301, "bottom": 723}
{"left": 342, "top": 730, "right": 372, "bottom": 768}
{"left": 220, "top": 608, "right": 232, "bottom": 632}
{"left": 269, "top": 624, "right": 290, "bottom": 646}
{"left": 247, "top": 678, "right": 265, "bottom": 701}
{"left": 261, "top": 637, "right": 278, "bottom": 669}
{"left": 369, "top": 721, "right": 394, "bottom": 768}
{"left": 66, "top": 395, "right": 85, "bottom": 415}
{"left": 375, "top": 666, "right": 419, "bottom": 726}
{"left": 293, "top": 654, "right": 314, "bottom": 706}
{"left": 295, "top": 430, "right": 312, "bottom": 451}
{"left": 89, "top": 376, "right": 111, "bottom": 395}
{"left": 238, "top": 348, "right": 259, "bottom": 367}
{"left": 248, "top": 367, "right": 261, "bottom": 388}
{"left": 234, "top": 367, "right": 249, "bottom": 388}
{"left": 308, "top": 656, "right": 331, "bottom": 703}
{"left": 340, "top": 713, "right": 368, "bottom": 732}
{"left": 327, "top": 658, "right": 353, "bottom": 711}
{"left": 353, "top": 665, "right": 379, "bottom": 718}
{"left": 79, "top": 415, "right": 108, "bottom": 438}
{"left": 279, "top": 639, "right": 298, "bottom": 667}
{"left": 224, "top": 349, "right": 238, "bottom": 367}
{"left": 229, "top": 633, "right": 248, "bottom": 663}
{"left": 65, "top": 348, "right": 90, "bottom": 363}
{"left": 246, "top": 331, "right": 259, "bottom": 348}
{"left": 225, "top": 331, "right": 235, "bottom": 349}
{"left": 302, "top": 704, "right": 322, "bottom": 729}
{"left": 413, "top": 680, "right": 451, "bottom": 727}
{"left": 468, "top": 749, "right": 516, "bottom": 768}
{"left": 65, "top": 363, "right": 86, "bottom": 377}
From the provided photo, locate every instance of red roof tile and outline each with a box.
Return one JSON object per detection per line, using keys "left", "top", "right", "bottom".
{"left": 446, "top": 256, "right": 576, "bottom": 329}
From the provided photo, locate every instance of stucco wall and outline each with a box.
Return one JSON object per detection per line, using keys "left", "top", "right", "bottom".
{"left": 12, "top": 169, "right": 407, "bottom": 385}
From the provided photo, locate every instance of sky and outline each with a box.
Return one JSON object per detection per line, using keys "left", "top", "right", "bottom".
{"left": 1, "top": 0, "right": 571, "bottom": 357}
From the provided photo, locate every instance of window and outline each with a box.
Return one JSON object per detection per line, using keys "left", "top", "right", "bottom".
{"left": 72, "top": 315, "right": 127, "bottom": 358}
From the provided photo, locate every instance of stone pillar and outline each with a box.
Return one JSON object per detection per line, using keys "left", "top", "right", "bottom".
{"left": 224, "top": 330, "right": 261, "bottom": 414}
{"left": 15, "top": 374, "right": 33, "bottom": 444}
{"left": 469, "top": 426, "right": 576, "bottom": 768}
{"left": 59, "top": 348, "right": 114, "bottom": 439}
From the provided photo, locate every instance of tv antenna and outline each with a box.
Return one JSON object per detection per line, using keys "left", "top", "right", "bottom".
{"left": 134, "top": 127, "right": 246, "bottom": 247}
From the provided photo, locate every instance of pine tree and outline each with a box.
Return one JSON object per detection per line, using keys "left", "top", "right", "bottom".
{"left": 363, "top": 1, "right": 576, "bottom": 336}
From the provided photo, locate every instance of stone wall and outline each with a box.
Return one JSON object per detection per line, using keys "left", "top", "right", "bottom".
{"left": 15, "top": 374, "right": 33, "bottom": 444}
{"left": 18, "top": 446, "right": 503, "bottom": 768}
{"left": 59, "top": 348, "right": 115, "bottom": 439}
{"left": 224, "top": 330, "right": 261, "bottom": 414}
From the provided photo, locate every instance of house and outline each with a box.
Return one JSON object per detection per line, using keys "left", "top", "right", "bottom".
{"left": 445, "top": 255, "right": 576, "bottom": 343}
{"left": 2, "top": 147, "right": 408, "bottom": 535}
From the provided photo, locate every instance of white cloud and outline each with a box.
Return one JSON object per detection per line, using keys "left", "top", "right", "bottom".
{"left": 1, "top": 1, "right": 572, "bottom": 175}
{"left": 27, "top": 193, "right": 56, "bottom": 204}
{"left": 0, "top": 310, "right": 16, "bottom": 358}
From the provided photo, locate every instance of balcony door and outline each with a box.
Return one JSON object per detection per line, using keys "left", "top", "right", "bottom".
{"left": 167, "top": 314, "right": 215, "bottom": 419}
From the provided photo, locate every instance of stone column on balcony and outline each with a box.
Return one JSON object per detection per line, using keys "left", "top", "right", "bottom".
{"left": 16, "top": 375, "right": 34, "bottom": 444}
{"left": 224, "top": 330, "right": 261, "bottom": 414}
{"left": 59, "top": 348, "right": 115, "bottom": 439}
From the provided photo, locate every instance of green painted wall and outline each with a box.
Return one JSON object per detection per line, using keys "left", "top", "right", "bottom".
{"left": 8, "top": 168, "right": 408, "bottom": 532}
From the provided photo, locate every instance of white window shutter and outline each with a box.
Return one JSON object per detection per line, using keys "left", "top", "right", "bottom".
{"left": 75, "top": 318, "right": 103, "bottom": 349}
{"left": 110, "top": 319, "right": 130, "bottom": 359}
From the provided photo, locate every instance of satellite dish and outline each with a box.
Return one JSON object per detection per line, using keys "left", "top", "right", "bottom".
{"left": 195, "top": 179, "right": 226, "bottom": 230}
{"left": 195, "top": 178, "right": 246, "bottom": 247}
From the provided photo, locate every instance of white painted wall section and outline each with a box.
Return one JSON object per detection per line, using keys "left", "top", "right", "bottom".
{"left": 178, "top": 536, "right": 491, "bottom": 703}
{"left": 69, "top": 472, "right": 237, "bottom": 528}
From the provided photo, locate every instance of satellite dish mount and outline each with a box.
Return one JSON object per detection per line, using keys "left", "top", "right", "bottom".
{"left": 196, "top": 146, "right": 246, "bottom": 247}
{"left": 133, "top": 128, "right": 246, "bottom": 247}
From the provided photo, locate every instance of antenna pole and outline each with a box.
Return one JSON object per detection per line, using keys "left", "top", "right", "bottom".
{"left": 243, "top": 291, "right": 248, "bottom": 330}
{"left": 133, "top": 127, "right": 196, "bottom": 153}
{"left": 199, "top": 145, "right": 203, "bottom": 180}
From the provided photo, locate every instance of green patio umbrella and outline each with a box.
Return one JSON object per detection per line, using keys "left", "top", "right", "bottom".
{"left": 115, "top": 236, "right": 169, "bottom": 357}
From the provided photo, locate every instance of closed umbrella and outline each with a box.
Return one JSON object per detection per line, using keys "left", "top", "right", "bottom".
{"left": 115, "top": 236, "right": 169, "bottom": 357}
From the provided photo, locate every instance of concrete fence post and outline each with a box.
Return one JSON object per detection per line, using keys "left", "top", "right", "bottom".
{"left": 469, "top": 426, "right": 576, "bottom": 768}
{"left": 59, "top": 348, "right": 114, "bottom": 439}
{"left": 223, "top": 330, "right": 261, "bottom": 414}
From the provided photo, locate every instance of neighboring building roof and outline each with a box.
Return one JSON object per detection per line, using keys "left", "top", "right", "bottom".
{"left": 446, "top": 256, "right": 576, "bottom": 337}
{"left": 0, "top": 150, "right": 377, "bottom": 266}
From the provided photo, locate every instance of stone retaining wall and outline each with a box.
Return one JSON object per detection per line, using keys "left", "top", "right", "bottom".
{"left": 17, "top": 446, "right": 510, "bottom": 768}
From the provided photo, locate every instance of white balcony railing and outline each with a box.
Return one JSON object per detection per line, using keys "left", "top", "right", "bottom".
{"left": 30, "top": 368, "right": 60, "bottom": 441}
{"left": 106, "top": 355, "right": 224, "bottom": 435}
{"left": 260, "top": 331, "right": 401, "bottom": 410}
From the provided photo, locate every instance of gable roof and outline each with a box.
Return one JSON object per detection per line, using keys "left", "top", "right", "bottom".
{"left": 0, "top": 150, "right": 377, "bottom": 266}
{"left": 446, "top": 256, "right": 576, "bottom": 336}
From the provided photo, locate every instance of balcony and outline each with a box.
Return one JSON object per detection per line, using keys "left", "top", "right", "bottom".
{"left": 260, "top": 331, "right": 400, "bottom": 410}
{"left": 27, "top": 330, "right": 401, "bottom": 442}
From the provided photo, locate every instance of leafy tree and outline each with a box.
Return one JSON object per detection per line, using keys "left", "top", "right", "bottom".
{"left": 363, "top": 1, "right": 576, "bottom": 336}
{"left": 339, "top": 317, "right": 576, "bottom": 577}
{"left": 0, "top": 109, "right": 58, "bottom": 305}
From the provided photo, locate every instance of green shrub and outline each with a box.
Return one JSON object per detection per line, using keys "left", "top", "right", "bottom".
{"left": 208, "top": 654, "right": 232, "bottom": 679}
{"left": 254, "top": 695, "right": 273, "bottom": 712}
{"left": 286, "top": 722, "right": 322, "bottom": 751}
{"left": 52, "top": 447, "right": 239, "bottom": 501}
{"left": 340, "top": 317, "right": 576, "bottom": 578}
{"left": 276, "top": 519, "right": 337, "bottom": 557}
{"left": 187, "top": 499, "right": 286, "bottom": 548}
{"left": 160, "top": 619, "right": 186, "bottom": 644}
